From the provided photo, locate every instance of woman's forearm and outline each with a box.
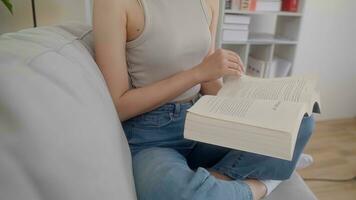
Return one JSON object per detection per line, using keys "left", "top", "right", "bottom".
{"left": 116, "top": 48, "right": 243, "bottom": 121}
{"left": 116, "top": 68, "right": 200, "bottom": 121}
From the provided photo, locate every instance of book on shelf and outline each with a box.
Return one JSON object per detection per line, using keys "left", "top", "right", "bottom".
{"left": 240, "top": 0, "right": 257, "bottom": 11}
{"left": 239, "top": 0, "right": 282, "bottom": 12}
{"left": 282, "top": 0, "right": 299, "bottom": 12}
{"left": 184, "top": 75, "right": 321, "bottom": 160}
{"left": 247, "top": 56, "right": 266, "bottom": 77}
{"left": 256, "top": 0, "right": 282, "bottom": 12}
{"left": 231, "top": 0, "right": 241, "bottom": 10}
{"left": 225, "top": 0, "right": 232, "bottom": 9}
{"left": 268, "top": 57, "right": 292, "bottom": 77}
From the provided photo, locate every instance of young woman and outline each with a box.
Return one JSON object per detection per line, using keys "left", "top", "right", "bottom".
{"left": 93, "top": 0, "right": 315, "bottom": 199}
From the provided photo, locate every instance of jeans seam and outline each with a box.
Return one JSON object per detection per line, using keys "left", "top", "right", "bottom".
{"left": 212, "top": 166, "right": 245, "bottom": 180}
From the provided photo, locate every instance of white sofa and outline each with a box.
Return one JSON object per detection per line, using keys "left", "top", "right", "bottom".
{"left": 0, "top": 23, "right": 317, "bottom": 200}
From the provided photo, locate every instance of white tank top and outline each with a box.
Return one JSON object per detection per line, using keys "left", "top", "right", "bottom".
{"left": 126, "top": 0, "right": 212, "bottom": 102}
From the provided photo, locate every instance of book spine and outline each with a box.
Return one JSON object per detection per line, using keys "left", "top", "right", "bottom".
{"left": 231, "top": 0, "right": 241, "bottom": 10}
{"left": 240, "top": 0, "right": 257, "bottom": 11}
{"left": 225, "top": 0, "right": 232, "bottom": 9}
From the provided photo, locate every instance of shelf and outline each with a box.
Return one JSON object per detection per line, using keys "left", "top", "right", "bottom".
{"left": 222, "top": 40, "right": 297, "bottom": 45}
{"left": 222, "top": 33, "right": 298, "bottom": 45}
{"left": 218, "top": 0, "right": 305, "bottom": 78}
{"left": 225, "top": 9, "right": 303, "bottom": 17}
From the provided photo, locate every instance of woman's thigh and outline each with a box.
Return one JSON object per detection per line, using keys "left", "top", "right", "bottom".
{"left": 186, "top": 142, "right": 231, "bottom": 170}
{"left": 122, "top": 103, "right": 196, "bottom": 156}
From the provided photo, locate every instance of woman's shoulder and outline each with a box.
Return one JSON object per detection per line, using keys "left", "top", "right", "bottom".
{"left": 204, "top": 0, "right": 219, "bottom": 24}
{"left": 205, "top": 0, "right": 219, "bottom": 13}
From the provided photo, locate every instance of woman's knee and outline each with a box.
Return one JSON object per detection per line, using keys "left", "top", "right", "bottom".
{"left": 133, "top": 147, "right": 186, "bottom": 179}
{"left": 275, "top": 163, "right": 295, "bottom": 180}
{"left": 298, "top": 115, "right": 315, "bottom": 142}
{"left": 132, "top": 148, "right": 253, "bottom": 200}
{"left": 277, "top": 116, "right": 315, "bottom": 180}
{"left": 302, "top": 115, "right": 315, "bottom": 133}
{"left": 132, "top": 148, "right": 191, "bottom": 199}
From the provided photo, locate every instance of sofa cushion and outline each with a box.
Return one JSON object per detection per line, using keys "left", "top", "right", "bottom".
{"left": 0, "top": 24, "right": 137, "bottom": 200}
{"left": 57, "top": 23, "right": 95, "bottom": 57}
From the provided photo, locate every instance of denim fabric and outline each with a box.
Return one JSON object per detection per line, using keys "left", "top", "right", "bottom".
{"left": 122, "top": 101, "right": 197, "bottom": 157}
{"left": 122, "top": 99, "right": 315, "bottom": 200}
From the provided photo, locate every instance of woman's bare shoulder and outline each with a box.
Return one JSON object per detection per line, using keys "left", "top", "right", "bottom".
{"left": 206, "top": 0, "right": 219, "bottom": 13}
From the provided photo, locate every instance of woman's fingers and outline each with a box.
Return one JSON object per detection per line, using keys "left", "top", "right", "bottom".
{"left": 225, "top": 68, "right": 242, "bottom": 76}
{"left": 237, "top": 56, "right": 245, "bottom": 72}
{"left": 225, "top": 62, "right": 243, "bottom": 77}
{"left": 226, "top": 51, "right": 245, "bottom": 73}
{"left": 226, "top": 54, "right": 239, "bottom": 63}
{"left": 226, "top": 58, "right": 244, "bottom": 74}
{"left": 226, "top": 61, "right": 240, "bottom": 70}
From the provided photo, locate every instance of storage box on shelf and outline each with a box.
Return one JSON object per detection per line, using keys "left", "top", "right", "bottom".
{"left": 222, "top": 14, "right": 251, "bottom": 42}
{"left": 217, "top": 0, "right": 305, "bottom": 78}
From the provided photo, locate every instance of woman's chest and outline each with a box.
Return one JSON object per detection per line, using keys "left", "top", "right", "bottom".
{"left": 126, "top": 0, "right": 212, "bottom": 43}
{"left": 126, "top": 0, "right": 145, "bottom": 42}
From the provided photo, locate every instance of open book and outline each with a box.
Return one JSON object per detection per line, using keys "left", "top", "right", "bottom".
{"left": 184, "top": 75, "right": 321, "bottom": 160}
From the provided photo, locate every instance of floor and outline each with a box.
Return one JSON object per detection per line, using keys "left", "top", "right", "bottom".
{"left": 297, "top": 118, "right": 356, "bottom": 200}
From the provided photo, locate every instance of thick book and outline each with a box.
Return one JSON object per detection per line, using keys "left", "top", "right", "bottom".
{"left": 184, "top": 75, "right": 321, "bottom": 160}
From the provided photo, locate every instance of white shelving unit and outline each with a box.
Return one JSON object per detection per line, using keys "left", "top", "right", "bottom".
{"left": 216, "top": 0, "right": 306, "bottom": 78}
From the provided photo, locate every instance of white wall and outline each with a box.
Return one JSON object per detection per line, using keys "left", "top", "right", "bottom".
{"left": 293, "top": 0, "right": 356, "bottom": 120}
{"left": 0, "top": 0, "right": 88, "bottom": 34}
{"left": 0, "top": 0, "right": 33, "bottom": 33}
{"left": 36, "top": 0, "right": 87, "bottom": 26}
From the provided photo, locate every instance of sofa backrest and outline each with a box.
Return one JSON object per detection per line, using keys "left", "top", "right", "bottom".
{"left": 0, "top": 23, "right": 137, "bottom": 200}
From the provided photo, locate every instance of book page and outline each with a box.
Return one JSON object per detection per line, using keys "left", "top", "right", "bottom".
{"left": 218, "top": 75, "right": 318, "bottom": 103}
{"left": 188, "top": 95, "right": 305, "bottom": 132}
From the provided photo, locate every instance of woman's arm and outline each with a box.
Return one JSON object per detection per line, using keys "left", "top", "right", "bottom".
{"left": 201, "top": 0, "right": 244, "bottom": 96}
{"left": 200, "top": 0, "right": 222, "bottom": 96}
{"left": 93, "top": 0, "right": 242, "bottom": 121}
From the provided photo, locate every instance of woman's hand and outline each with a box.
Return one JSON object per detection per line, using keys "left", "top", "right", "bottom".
{"left": 192, "top": 49, "right": 244, "bottom": 83}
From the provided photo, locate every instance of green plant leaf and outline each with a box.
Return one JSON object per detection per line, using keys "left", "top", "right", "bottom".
{"left": 1, "top": 0, "right": 13, "bottom": 15}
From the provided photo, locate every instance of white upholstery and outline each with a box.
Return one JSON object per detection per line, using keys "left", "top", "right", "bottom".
{"left": 265, "top": 172, "right": 316, "bottom": 200}
{"left": 0, "top": 23, "right": 316, "bottom": 200}
{"left": 0, "top": 24, "right": 136, "bottom": 200}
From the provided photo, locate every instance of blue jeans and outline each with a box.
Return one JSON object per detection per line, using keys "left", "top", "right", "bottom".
{"left": 122, "top": 99, "right": 315, "bottom": 200}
